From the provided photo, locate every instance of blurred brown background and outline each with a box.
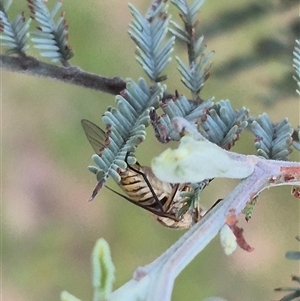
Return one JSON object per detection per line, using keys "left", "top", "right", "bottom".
{"left": 2, "top": 1, "right": 299, "bottom": 301}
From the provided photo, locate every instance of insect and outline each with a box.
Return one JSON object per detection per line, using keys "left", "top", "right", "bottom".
{"left": 81, "top": 119, "right": 203, "bottom": 229}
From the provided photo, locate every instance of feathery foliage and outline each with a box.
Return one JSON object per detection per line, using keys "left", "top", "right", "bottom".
{"left": 85, "top": 79, "right": 165, "bottom": 200}
{"left": 197, "top": 100, "right": 249, "bottom": 149}
{"left": 170, "top": 0, "right": 214, "bottom": 100}
{"left": 293, "top": 39, "right": 300, "bottom": 96}
{"left": 128, "top": 1, "right": 174, "bottom": 82}
{"left": 28, "top": 0, "right": 73, "bottom": 65}
{"left": 0, "top": 0, "right": 31, "bottom": 55}
{"left": 150, "top": 95, "right": 214, "bottom": 142}
{"left": 0, "top": 0, "right": 73, "bottom": 65}
{"left": 249, "top": 114, "right": 293, "bottom": 160}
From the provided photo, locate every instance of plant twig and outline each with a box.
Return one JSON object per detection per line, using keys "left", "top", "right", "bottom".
{"left": 1, "top": 54, "right": 126, "bottom": 95}
{"left": 108, "top": 157, "right": 300, "bottom": 301}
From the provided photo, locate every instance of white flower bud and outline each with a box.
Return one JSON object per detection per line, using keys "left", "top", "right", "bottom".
{"left": 220, "top": 224, "right": 237, "bottom": 255}
{"left": 152, "top": 135, "right": 254, "bottom": 183}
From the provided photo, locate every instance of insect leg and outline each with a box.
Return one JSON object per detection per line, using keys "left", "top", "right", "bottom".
{"left": 162, "top": 183, "right": 179, "bottom": 212}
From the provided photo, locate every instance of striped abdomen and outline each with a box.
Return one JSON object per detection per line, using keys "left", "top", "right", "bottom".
{"left": 118, "top": 164, "right": 173, "bottom": 207}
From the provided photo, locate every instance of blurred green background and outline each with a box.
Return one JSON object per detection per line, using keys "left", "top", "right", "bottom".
{"left": 2, "top": 1, "right": 299, "bottom": 301}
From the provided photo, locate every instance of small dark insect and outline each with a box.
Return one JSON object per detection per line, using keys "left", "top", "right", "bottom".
{"left": 81, "top": 119, "right": 203, "bottom": 229}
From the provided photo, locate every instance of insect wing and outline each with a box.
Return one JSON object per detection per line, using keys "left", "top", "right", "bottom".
{"left": 81, "top": 119, "right": 106, "bottom": 154}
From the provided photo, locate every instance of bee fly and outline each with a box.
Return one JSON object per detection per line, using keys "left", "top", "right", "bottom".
{"left": 81, "top": 119, "right": 203, "bottom": 229}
